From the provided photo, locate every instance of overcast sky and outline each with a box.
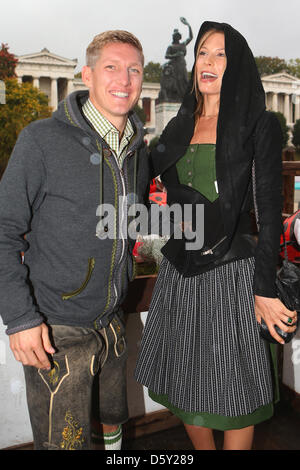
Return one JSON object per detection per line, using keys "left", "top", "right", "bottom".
{"left": 1, "top": 0, "right": 299, "bottom": 73}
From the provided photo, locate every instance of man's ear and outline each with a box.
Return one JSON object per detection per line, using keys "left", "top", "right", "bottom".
{"left": 81, "top": 66, "right": 92, "bottom": 88}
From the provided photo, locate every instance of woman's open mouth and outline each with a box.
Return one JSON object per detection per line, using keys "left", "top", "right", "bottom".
{"left": 200, "top": 72, "right": 218, "bottom": 82}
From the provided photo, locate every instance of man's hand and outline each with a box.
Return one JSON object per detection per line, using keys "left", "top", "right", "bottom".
{"left": 255, "top": 295, "right": 298, "bottom": 344}
{"left": 9, "top": 323, "right": 55, "bottom": 370}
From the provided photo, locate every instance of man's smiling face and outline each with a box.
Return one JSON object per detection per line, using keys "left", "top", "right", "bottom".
{"left": 82, "top": 42, "right": 143, "bottom": 132}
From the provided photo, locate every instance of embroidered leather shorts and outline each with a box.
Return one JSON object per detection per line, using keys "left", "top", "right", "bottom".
{"left": 23, "top": 312, "right": 128, "bottom": 450}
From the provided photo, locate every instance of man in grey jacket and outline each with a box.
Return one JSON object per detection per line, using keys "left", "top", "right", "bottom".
{"left": 0, "top": 30, "right": 150, "bottom": 450}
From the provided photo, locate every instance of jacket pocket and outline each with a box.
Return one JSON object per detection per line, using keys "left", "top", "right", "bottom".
{"left": 61, "top": 258, "right": 95, "bottom": 300}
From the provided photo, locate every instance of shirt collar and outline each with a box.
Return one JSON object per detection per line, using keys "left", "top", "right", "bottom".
{"left": 82, "top": 98, "right": 134, "bottom": 142}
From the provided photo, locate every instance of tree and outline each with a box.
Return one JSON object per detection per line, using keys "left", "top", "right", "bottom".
{"left": 255, "top": 56, "right": 288, "bottom": 76}
{"left": 143, "top": 62, "right": 162, "bottom": 83}
{"left": 287, "top": 58, "right": 300, "bottom": 79}
{"left": 272, "top": 111, "right": 289, "bottom": 148}
{"left": 133, "top": 103, "right": 146, "bottom": 125}
{"left": 0, "top": 79, "right": 52, "bottom": 178}
{"left": 292, "top": 119, "right": 300, "bottom": 148}
{"left": 148, "top": 136, "right": 159, "bottom": 149}
{"left": 0, "top": 43, "right": 18, "bottom": 80}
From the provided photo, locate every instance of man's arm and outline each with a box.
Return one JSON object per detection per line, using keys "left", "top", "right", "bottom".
{"left": 0, "top": 125, "right": 54, "bottom": 368}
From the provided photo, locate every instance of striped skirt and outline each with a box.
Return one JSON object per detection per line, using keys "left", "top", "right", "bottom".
{"left": 134, "top": 257, "right": 273, "bottom": 418}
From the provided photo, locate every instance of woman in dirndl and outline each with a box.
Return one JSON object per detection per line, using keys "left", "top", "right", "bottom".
{"left": 134, "top": 21, "right": 298, "bottom": 450}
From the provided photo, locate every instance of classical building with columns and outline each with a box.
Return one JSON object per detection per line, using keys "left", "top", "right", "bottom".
{"left": 263, "top": 72, "right": 300, "bottom": 126}
{"left": 16, "top": 48, "right": 77, "bottom": 110}
{"left": 15, "top": 49, "right": 300, "bottom": 141}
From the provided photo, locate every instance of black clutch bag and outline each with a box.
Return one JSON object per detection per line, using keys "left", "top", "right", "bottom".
{"left": 252, "top": 161, "right": 299, "bottom": 344}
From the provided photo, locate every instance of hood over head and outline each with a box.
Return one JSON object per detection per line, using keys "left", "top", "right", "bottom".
{"left": 153, "top": 21, "right": 265, "bottom": 175}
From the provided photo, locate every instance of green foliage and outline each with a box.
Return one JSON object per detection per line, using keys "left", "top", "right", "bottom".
{"left": 143, "top": 62, "right": 162, "bottom": 83}
{"left": 133, "top": 103, "right": 147, "bottom": 125}
{"left": 287, "top": 58, "right": 300, "bottom": 79}
{"left": 255, "top": 55, "right": 300, "bottom": 79}
{"left": 0, "top": 78, "right": 52, "bottom": 178}
{"left": 0, "top": 43, "right": 18, "bottom": 80}
{"left": 272, "top": 111, "right": 289, "bottom": 148}
{"left": 148, "top": 136, "right": 159, "bottom": 149}
{"left": 292, "top": 119, "right": 300, "bottom": 148}
{"left": 255, "top": 56, "right": 288, "bottom": 76}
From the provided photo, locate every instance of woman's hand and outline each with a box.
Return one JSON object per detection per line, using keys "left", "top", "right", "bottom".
{"left": 255, "top": 295, "right": 297, "bottom": 344}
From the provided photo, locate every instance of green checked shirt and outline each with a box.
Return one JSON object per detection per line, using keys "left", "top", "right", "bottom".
{"left": 82, "top": 98, "right": 134, "bottom": 167}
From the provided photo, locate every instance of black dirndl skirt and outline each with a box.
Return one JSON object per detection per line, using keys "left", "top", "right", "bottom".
{"left": 134, "top": 257, "right": 274, "bottom": 419}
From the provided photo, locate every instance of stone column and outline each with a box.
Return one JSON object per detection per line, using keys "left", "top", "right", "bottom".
{"left": 284, "top": 94, "right": 290, "bottom": 124}
{"left": 150, "top": 98, "right": 156, "bottom": 127}
{"left": 295, "top": 94, "right": 300, "bottom": 121}
{"left": 50, "top": 78, "right": 58, "bottom": 110}
{"left": 272, "top": 92, "right": 278, "bottom": 112}
{"left": 155, "top": 102, "right": 181, "bottom": 136}
{"left": 33, "top": 77, "right": 40, "bottom": 89}
{"left": 67, "top": 79, "right": 73, "bottom": 96}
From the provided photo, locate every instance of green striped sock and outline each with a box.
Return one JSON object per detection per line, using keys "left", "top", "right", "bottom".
{"left": 103, "top": 425, "right": 122, "bottom": 450}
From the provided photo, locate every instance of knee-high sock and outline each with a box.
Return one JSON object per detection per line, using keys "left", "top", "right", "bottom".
{"left": 104, "top": 425, "right": 122, "bottom": 450}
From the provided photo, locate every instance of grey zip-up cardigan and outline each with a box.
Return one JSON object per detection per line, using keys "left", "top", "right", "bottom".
{"left": 0, "top": 90, "right": 151, "bottom": 334}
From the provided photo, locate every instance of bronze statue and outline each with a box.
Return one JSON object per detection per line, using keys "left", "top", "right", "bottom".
{"left": 158, "top": 17, "right": 193, "bottom": 103}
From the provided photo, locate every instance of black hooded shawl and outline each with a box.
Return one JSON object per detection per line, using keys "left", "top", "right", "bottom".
{"left": 152, "top": 21, "right": 283, "bottom": 297}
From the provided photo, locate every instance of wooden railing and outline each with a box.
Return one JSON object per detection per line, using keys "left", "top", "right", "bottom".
{"left": 282, "top": 148, "right": 300, "bottom": 216}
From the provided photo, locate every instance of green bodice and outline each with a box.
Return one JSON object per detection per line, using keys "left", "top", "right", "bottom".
{"left": 176, "top": 143, "right": 218, "bottom": 202}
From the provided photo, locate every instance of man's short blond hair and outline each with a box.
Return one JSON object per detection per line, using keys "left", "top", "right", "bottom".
{"left": 86, "top": 30, "right": 144, "bottom": 68}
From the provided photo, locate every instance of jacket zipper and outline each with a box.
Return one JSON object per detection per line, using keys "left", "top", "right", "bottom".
{"left": 110, "top": 150, "right": 127, "bottom": 311}
{"left": 201, "top": 236, "right": 228, "bottom": 255}
{"left": 94, "top": 143, "right": 138, "bottom": 327}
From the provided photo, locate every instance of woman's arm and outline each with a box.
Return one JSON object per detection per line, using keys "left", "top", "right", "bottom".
{"left": 253, "top": 111, "right": 297, "bottom": 342}
{"left": 253, "top": 111, "right": 282, "bottom": 297}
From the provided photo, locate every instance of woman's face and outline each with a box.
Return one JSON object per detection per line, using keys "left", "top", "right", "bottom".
{"left": 195, "top": 32, "right": 226, "bottom": 97}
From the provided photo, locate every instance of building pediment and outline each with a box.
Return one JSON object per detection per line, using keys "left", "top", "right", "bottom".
{"left": 262, "top": 72, "right": 300, "bottom": 83}
{"left": 16, "top": 49, "right": 77, "bottom": 67}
